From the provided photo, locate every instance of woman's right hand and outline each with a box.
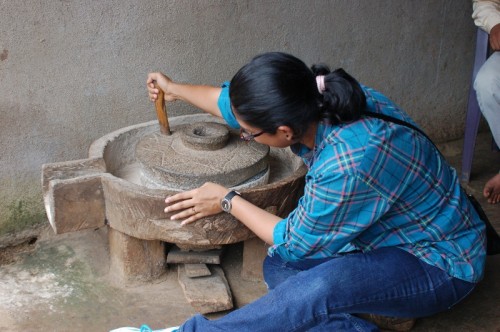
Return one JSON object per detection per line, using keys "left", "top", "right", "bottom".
{"left": 146, "top": 72, "right": 223, "bottom": 118}
{"left": 146, "top": 72, "right": 178, "bottom": 102}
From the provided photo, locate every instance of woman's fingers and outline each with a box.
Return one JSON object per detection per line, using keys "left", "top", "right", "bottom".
{"left": 146, "top": 72, "right": 169, "bottom": 101}
{"left": 162, "top": 182, "right": 228, "bottom": 225}
{"left": 168, "top": 205, "right": 202, "bottom": 225}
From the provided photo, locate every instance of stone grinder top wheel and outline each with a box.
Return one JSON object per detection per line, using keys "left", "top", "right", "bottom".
{"left": 135, "top": 84, "right": 270, "bottom": 190}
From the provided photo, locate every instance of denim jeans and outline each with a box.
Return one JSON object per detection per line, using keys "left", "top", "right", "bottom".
{"left": 179, "top": 247, "right": 476, "bottom": 331}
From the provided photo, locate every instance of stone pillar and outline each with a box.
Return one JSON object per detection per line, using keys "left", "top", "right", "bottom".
{"left": 108, "top": 228, "right": 166, "bottom": 284}
{"left": 241, "top": 237, "right": 269, "bottom": 281}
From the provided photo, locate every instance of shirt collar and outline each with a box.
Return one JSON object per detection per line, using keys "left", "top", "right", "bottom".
{"left": 290, "top": 121, "right": 330, "bottom": 160}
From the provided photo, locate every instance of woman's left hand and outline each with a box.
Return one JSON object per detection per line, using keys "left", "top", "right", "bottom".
{"left": 164, "top": 182, "right": 229, "bottom": 225}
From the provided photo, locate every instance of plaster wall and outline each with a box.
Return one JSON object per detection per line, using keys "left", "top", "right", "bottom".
{"left": 0, "top": 0, "right": 475, "bottom": 232}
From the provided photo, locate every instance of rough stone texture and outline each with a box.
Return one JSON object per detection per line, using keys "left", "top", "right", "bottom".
{"left": 177, "top": 265, "right": 233, "bottom": 314}
{"left": 241, "top": 237, "right": 270, "bottom": 282}
{"left": 108, "top": 228, "right": 166, "bottom": 284}
{"left": 167, "top": 247, "right": 223, "bottom": 265}
{"left": 240, "top": 206, "right": 276, "bottom": 281}
{"left": 180, "top": 122, "right": 229, "bottom": 151}
{"left": 135, "top": 122, "right": 269, "bottom": 190}
{"left": 41, "top": 114, "right": 305, "bottom": 294}
{"left": 41, "top": 158, "right": 107, "bottom": 234}
{"left": 101, "top": 174, "right": 255, "bottom": 249}
{"left": 184, "top": 264, "right": 212, "bottom": 278}
{"left": 42, "top": 114, "right": 306, "bottom": 250}
{"left": 0, "top": 0, "right": 477, "bottom": 232}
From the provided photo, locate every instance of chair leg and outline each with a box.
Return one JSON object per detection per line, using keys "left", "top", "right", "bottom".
{"left": 461, "top": 88, "right": 482, "bottom": 183}
{"left": 460, "top": 28, "right": 490, "bottom": 183}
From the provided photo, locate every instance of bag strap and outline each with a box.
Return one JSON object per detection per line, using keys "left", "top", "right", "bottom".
{"left": 363, "top": 111, "right": 436, "bottom": 149}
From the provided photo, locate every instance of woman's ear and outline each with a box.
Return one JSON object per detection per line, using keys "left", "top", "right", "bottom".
{"left": 277, "top": 126, "right": 295, "bottom": 141}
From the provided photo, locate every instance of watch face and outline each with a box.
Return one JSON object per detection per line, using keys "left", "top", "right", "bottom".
{"left": 221, "top": 199, "right": 230, "bottom": 212}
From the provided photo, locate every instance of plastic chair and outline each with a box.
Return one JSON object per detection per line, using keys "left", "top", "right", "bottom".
{"left": 461, "top": 28, "right": 490, "bottom": 183}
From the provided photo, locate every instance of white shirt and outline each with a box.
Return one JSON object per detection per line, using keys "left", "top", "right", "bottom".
{"left": 473, "top": 0, "right": 500, "bottom": 33}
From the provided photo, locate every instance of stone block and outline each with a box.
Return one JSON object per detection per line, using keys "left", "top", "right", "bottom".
{"left": 184, "top": 263, "right": 211, "bottom": 278}
{"left": 108, "top": 228, "right": 166, "bottom": 284}
{"left": 177, "top": 265, "right": 233, "bottom": 314}
{"left": 166, "top": 247, "right": 222, "bottom": 264}
{"left": 241, "top": 237, "right": 269, "bottom": 282}
{"left": 42, "top": 158, "right": 106, "bottom": 234}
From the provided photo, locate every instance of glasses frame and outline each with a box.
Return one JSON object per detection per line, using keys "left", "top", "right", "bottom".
{"left": 239, "top": 128, "right": 265, "bottom": 141}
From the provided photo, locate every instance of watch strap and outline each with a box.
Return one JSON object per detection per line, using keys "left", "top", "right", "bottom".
{"left": 221, "top": 190, "right": 241, "bottom": 213}
{"left": 224, "top": 190, "right": 241, "bottom": 201}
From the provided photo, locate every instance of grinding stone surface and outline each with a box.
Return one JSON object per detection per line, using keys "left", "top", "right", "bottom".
{"left": 135, "top": 122, "right": 269, "bottom": 189}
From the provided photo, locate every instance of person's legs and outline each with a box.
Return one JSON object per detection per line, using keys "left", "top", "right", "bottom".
{"left": 178, "top": 247, "right": 476, "bottom": 332}
{"left": 474, "top": 52, "right": 500, "bottom": 203}
{"left": 262, "top": 252, "right": 336, "bottom": 290}
{"left": 263, "top": 253, "right": 417, "bottom": 331}
{"left": 483, "top": 173, "right": 500, "bottom": 204}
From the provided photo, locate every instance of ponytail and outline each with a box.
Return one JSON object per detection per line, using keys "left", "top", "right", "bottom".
{"left": 229, "top": 52, "right": 367, "bottom": 141}
{"left": 311, "top": 64, "right": 366, "bottom": 124}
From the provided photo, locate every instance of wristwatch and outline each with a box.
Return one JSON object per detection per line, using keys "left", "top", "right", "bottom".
{"left": 221, "top": 190, "right": 241, "bottom": 213}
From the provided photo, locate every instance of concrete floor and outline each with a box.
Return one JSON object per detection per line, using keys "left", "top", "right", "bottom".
{"left": 0, "top": 133, "right": 498, "bottom": 332}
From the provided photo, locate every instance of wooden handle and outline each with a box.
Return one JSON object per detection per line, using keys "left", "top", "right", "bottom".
{"left": 154, "top": 82, "right": 171, "bottom": 135}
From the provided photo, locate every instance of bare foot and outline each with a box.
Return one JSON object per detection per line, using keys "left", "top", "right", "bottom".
{"left": 483, "top": 173, "right": 500, "bottom": 204}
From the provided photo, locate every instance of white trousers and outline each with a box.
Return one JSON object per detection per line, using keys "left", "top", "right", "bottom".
{"left": 474, "top": 51, "right": 500, "bottom": 147}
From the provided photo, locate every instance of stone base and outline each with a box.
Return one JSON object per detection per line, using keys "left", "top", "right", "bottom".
{"left": 177, "top": 264, "right": 233, "bottom": 314}
{"left": 108, "top": 228, "right": 166, "bottom": 285}
{"left": 184, "top": 263, "right": 211, "bottom": 278}
{"left": 166, "top": 246, "right": 222, "bottom": 264}
{"left": 241, "top": 237, "right": 269, "bottom": 281}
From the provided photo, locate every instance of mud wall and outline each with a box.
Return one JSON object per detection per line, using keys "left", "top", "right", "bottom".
{"left": 0, "top": 0, "right": 476, "bottom": 233}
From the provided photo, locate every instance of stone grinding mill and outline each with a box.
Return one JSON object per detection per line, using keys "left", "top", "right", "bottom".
{"left": 41, "top": 87, "right": 306, "bottom": 313}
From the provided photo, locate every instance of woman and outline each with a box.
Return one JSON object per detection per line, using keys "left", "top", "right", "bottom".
{"left": 118, "top": 52, "right": 486, "bottom": 332}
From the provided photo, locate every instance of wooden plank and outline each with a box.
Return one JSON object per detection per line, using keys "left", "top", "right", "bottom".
{"left": 167, "top": 247, "right": 222, "bottom": 264}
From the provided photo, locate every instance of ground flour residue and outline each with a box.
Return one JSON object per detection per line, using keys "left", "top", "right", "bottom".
{"left": 0, "top": 263, "right": 73, "bottom": 311}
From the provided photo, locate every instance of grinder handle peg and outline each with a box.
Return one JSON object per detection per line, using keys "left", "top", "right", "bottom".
{"left": 154, "top": 82, "right": 171, "bottom": 135}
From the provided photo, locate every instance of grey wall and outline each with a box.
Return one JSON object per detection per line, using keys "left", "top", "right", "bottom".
{"left": 0, "top": 0, "right": 475, "bottom": 233}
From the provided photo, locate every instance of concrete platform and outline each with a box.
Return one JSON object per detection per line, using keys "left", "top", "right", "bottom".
{"left": 0, "top": 133, "right": 498, "bottom": 331}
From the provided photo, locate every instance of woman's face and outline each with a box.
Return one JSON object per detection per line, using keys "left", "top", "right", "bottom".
{"left": 236, "top": 116, "right": 296, "bottom": 148}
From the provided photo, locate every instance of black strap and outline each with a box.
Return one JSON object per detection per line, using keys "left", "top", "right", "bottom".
{"left": 363, "top": 111, "right": 435, "bottom": 148}
{"left": 363, "top": 110, "right": 500, "bottom": 255}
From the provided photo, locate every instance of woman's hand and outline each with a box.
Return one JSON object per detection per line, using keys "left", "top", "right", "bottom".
{"left": 165, "top": 182, "right": 229, "bottom": 225}
{"left": 147, "top": 72, "right": 223, "bottom": 117}
{"left": 146, "top": 72, "right": 178, "bottom": 102}
{"left": 490, "top": 23, "right": 500, "bottom": 51}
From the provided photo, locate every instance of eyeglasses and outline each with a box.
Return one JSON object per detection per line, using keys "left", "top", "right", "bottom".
{"left": 239, "top": 128, "right": 265, "bottom": 141}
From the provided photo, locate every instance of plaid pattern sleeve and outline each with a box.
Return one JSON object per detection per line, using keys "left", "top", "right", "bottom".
{"left": 269, "top": 86, "right": 487, "bottom": 283}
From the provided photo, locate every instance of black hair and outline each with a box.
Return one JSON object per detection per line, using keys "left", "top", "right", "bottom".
{"left": 311, "top": 64, "right": 367, "bottom": 125}
{"left": 229, "top": 52, "right": 366, "bottom": 139}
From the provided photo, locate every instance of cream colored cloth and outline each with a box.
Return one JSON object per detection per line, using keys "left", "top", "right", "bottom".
{"left": 473, "top": 0, "right": 500, "bottom": 33}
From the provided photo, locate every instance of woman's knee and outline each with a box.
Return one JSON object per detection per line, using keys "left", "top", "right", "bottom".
{"left": 474, "top": 56, "right": 500, "bottom": 95}
{"left": 262, "top": 255, "right": 296, "bottom": 289}
{"left": 474, "top": 68, "right": 497, "bottom": 95}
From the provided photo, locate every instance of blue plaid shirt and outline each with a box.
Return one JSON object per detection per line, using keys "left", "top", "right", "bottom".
{"left": 218, "top": 83, "right": 486, "bottom": 283}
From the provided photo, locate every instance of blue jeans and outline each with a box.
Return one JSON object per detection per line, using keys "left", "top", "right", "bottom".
{"left": 179, "top": 247, "right": 476, "bottom": 331}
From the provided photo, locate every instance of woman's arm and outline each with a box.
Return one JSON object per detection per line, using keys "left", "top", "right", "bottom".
{"left": 146, "top": 72, "right": 223, "bottom": 118}
{"left": 164, "top": 182, "right": 281, "bottom": 245}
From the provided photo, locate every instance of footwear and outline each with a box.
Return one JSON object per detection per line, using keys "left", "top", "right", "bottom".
{"left": 109, "top": 324, "right": 179, "bottom": 332}
{"left": 357, "top": 314, "right": 417, "bottom": 331}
